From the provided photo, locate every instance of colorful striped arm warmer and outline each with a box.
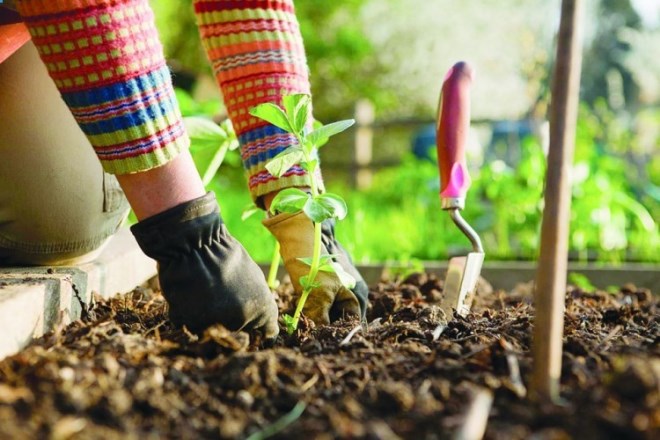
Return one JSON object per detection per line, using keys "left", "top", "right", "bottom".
{"left": 16, "top": 0, "right": 189, "bottom": 175}
{"left": 194, "top": 0, "right": 323, "bottom": 202}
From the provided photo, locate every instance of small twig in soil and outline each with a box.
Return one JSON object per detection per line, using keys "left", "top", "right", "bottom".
{"left": 366, "top": 317, "right": 382, "bottom": 331}
{"left": 245, "top": 401, "right": 306, "bottom": 440}
{"left": 300, "top": 374, "right": 319, "bottom": 392}
{"left": 595, "top": 325, "right": 622, "bottom": 352}
{"left": 316, "top": 362, "right": 333, "bottom": 389}
{"left": 144, "top": 321, "right": 166, "bottom": 343}
{"left": 432, "top": 324, "right": 446, "bottom": 342}
{"left": 453, "top": 387, "right": 493, "bottom": 440}
{"left": 453, "top": 332, "right": 496, "bottom": 343}
{"left": 340, "top": 324, "right": 363, "bottom": 346}
{"left": 181, "top": 325, "right": 199, "bottom": 342}
{"left": 460, "top": 345, "right": 489, "bottom": 360}
{"left": 356, "top": 365, "right": 371, "bottom": 393}
{"left": 500, "top": 338, "right": 527, "bottom": 398}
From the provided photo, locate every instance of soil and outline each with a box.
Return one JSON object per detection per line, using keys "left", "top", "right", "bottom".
{"left": 0, "top": 273, "right": 657, "bottom": 440}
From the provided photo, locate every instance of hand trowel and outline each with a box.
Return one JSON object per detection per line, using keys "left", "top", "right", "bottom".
{"left": 436, "top": 62, "right": 485, "bottom": 319}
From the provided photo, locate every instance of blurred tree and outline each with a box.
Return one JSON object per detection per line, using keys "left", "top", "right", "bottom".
{"left": 296, "top": 1, "right": 395, "bottom": 121}
{"left": 581, "top": 0, "right": 643, "bottom": 112}
{"left": 151, "top": 0, "right": 208, "bottom": 80}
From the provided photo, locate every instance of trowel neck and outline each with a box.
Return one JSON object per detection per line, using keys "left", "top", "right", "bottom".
{"left": 441, "top": 197, "right": 465, "bottom": 211}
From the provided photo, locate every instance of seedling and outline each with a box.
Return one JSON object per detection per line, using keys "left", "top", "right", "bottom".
{"left": 250, "top": 94, "right": 356, "bottom": 334}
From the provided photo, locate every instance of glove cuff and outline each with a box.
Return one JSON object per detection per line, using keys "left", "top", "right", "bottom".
{"left": 131, "top": 191, "right": 221, "bottom": 260}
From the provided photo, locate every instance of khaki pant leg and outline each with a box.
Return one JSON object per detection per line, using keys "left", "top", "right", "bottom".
{"left": 0, "top": 42, "right": 129, "bottom": 266}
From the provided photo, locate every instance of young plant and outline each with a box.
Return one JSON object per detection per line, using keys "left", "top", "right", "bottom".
{"left": 250, "top": 94, "right": 356, "bottom": 333}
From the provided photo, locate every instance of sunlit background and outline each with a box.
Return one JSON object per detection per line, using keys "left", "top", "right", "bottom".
{"left": 150, "top": 0, "right": 659, "bottom": 265}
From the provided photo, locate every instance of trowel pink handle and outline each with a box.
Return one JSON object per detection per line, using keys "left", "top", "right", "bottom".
{"left": 436, "top": 62, "right": 474, "bottom": 200}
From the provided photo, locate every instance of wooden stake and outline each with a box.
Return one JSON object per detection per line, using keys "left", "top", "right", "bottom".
{"left": 353, "top": 99, "right": 375, "bottom": 189}
{"left": 531, "top": 0, "right": 584, "bottom": 403}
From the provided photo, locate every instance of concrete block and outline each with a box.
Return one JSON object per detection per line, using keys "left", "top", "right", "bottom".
{"left": 0, "top": 281, "right": 49, "bottom": 359}
{"left": 0, "top": 227, "right": 157, "bottom": 360}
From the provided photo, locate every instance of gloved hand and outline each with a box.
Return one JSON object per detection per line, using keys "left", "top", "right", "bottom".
{"left": 131, "top": 192, "right": 279, "bottom": 340}
{"left": 263, "top": 212, "right": 368, "bottom": 325}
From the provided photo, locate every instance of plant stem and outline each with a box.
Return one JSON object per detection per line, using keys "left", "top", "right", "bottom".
{"left": 307, "top": 221, "right": 323, "bottom": 283}
{"left": 288, "top": 132, "right": 323, "bottom": 331}
{"left": 201, "top": 142, "right": 229, "bottom": 187}
{"left": 290, "top": 221, "right": 322, "bottom": 330}
{"left": 267, "top": 242, "right": 281, "bottom": 290}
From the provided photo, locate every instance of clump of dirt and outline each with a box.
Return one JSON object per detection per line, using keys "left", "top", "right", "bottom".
{"left": 0, "top": 273, "right": 657, "bottom": 439}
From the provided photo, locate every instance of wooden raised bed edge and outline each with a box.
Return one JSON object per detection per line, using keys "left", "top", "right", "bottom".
{"left": 259, "top": 261, "right": 659, "bottom": 292}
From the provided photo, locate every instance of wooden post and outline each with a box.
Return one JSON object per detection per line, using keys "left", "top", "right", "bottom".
{"left": 353, "top": 99, "right": 375, "bottom": 189}
{"left": 531, "top": 0, "right": 584, "bottom": 402}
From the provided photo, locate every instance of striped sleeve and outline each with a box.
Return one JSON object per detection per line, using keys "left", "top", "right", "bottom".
{"left": 16, "top": 0, "right": 189, "bottom": 175}
{"left": 193, "top": 0, "right": 323, "bottom": 202}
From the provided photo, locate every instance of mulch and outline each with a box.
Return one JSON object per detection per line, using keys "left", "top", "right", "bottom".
{"left": 0, "top": 273, "right": 657, "bottom": 439}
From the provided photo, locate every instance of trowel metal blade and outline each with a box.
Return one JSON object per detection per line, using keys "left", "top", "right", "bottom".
{"left": 441, "top": 251, "right": 485, "bottom": 319}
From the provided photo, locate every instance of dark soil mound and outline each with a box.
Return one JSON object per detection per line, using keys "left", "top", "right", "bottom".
{"left": 0, "top": 274, "right": 657, "bottom": 439}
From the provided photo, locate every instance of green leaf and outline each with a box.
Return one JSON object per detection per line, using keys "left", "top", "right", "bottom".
{"left": 265, "top": 147, "right": 304, "bottom": 178}
{"left": 568, "top": 272, "right": 596, "bottom": 292}
{"left": 219, "top": 120, "right": 240, "bottom": 151}
{"left": 303, "top": 198, "right": 334, "bottom": 223}
{"left": 175, "top": 88, "right": 199, "bottom": 116}
{"left": 301, "top": 158, "right": 318, "bottom": 173}
{"left": 249, "top": 103, "right": 293, "bottom": 133}
{"left": 301, "top": 137, "right": 316, "bottom": 157}
{"left": 270, "top": 188, "right": 311, "bottom": 215}
{"left": 183, "top": 117, "right": 227, "bottom": 151}
{"left": 241, "top": 204, "right": 261, "bottom": 221}
{"left": 331, "top": 262, "right": 356, "bottom": 289}
{"left": 297, "top": 254, "right": 339, "bottom": 267}
{"left": 282, "top": 314, "right": 297, "bottom": 334}
{"left": 612, "top": 191, "right": 656, "bottom": 231}
{"left": 315, "top": 193, "right": 348, "bottom": 220}
{"left": 301, "top": 192, "right": 349, "bottom": 223}
{"left": 201, "top": 142, "right": 229, "bottom": 187}
{"left": 317, "top": 263, "right": 336, "bottom": 273}
{"left": 283, "top": 94, "right": 311, "bottom": 134}
{"left": 299, "top": 275, "right": 321, "bottom": 290}
{"left": 307, "top": 119, "right": 355, "bottom": 148}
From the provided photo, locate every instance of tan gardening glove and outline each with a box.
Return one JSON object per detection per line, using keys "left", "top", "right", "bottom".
{"left": 263, "top": 212, "right": 368, "bottom": 325}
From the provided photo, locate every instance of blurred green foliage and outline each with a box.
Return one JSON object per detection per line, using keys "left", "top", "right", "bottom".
{"left": 150, "top": 0, "right": 658, "bottom": 264}
{"left": 178, "top": 87, "right": 658, "bottom": 264}
{"left": 581, "top": 0, "right": 643, "bottom": 111}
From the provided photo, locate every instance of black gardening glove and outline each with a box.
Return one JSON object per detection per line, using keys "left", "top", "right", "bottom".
{"left": 131, "top": 192, "right": 279, "bottom": 339}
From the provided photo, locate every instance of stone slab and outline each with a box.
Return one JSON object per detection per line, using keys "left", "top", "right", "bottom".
{"left": 0, "top": 228, "right": 157, "bottom": 360}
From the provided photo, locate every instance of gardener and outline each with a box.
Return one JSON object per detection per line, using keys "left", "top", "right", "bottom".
{"left": 0, "top": 0, "right": 368, "bottom": 340}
